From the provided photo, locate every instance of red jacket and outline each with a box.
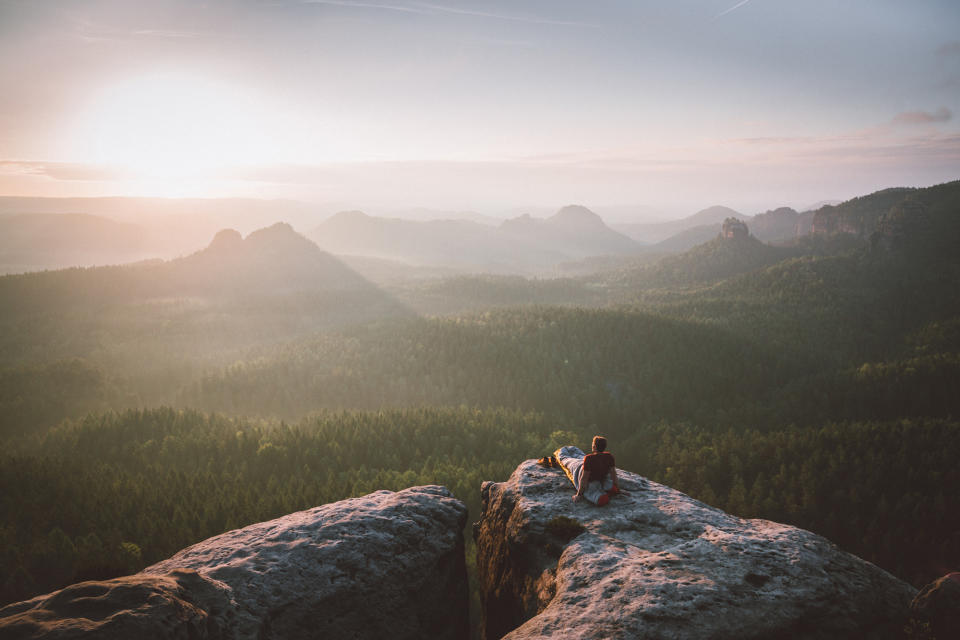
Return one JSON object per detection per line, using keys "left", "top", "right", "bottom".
{"left": 583, "top": 451, "right": 615, "bottom": 483}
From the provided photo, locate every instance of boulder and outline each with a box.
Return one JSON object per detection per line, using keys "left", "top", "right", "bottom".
{"left": 1, "top": 485, "right": 469, "bottom": 640}
{"left": 475, "top": 460, "right": 917, "bottom": 640}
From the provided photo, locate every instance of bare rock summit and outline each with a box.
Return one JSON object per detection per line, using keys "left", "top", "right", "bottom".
{"left": 475, "top": 460, "right": 917, "bottom": 640}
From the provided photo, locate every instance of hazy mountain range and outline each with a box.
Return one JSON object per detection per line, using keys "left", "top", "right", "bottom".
{"left": 0, "top": 197, "right": 330, "bottom": 272}
{"left": 309, "top": 205, "right": 641, "bottom": 274}
{"left": 613, "top": 205, "right": 817, "bottom": 251}
{"left": 0, "top": 193, "right": 914, "bottom": 276}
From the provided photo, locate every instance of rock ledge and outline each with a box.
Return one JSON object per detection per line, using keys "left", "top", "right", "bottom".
{"left": 476, "top": 460, "right": 916, "bottom": 639}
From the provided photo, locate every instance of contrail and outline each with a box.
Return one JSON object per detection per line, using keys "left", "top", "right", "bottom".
{"left": 715, "top": 0, "right": 752, "bottom": 19}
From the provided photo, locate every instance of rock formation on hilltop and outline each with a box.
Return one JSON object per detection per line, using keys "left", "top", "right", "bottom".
{"left": 475, "top": 460, "right": 917, "bottom": 640}
{"left": 810, "top": 187, "right": 915, "bottom": 238}
{"left": 721, "top": 217, "right": 749, "bottom": 240}
{"left": 0, "top": 486, "right": 469, "bottom": 640}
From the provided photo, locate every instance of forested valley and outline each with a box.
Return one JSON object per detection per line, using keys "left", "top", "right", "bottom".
{"left": 1, "top": 181, "right": 959, "bottom": 618}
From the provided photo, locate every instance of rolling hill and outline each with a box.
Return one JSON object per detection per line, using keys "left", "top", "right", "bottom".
{"left": 0, "top": 223, "right": 408, "bottom": 373}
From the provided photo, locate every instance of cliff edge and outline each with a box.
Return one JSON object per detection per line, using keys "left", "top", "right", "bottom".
{"left": 0, "top": 485, "right": 468, "bottom": 640}
{"left": 475, "top": 460, "right": 917, "bottom": 639}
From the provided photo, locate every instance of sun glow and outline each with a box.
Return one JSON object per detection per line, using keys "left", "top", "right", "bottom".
{"left": 62, "top": 72, "right": 336, "bottom": 194}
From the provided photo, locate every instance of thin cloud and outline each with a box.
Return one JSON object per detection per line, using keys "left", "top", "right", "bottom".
{"left": 132, "top": 29, "right": 206, "bottom": 39}
{"left": 721, "top": 136, "right": 814, "bottom": 146}
{"left": 0, "top": 161, "right": 124, "bottom": 181}
{"left": 296, "top": 0, "right": 593, "bottom": 27}
{"left": 715, "top": 0, "right": 752, "bottom": 20}
{"left": 411, "top": 2, "right": 595, "bottom": 27}
{"left": 62, "top": 14, "right": 207, "bottom": 43}
{"left": 297, "top": 0, "right": 425, "bottom": 15}
{"left": 788, "top": 133, "right": 960, "bottom": 163}
{"left": 892, "top": 107, "right": 953, "bottom": 126}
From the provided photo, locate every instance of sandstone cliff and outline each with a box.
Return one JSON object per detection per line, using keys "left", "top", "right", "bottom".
{"left": 0, "top": 485, "right": 468, "bottom": 640}
{"left": 475, "top": 460, "right": 917, "bottom": 639}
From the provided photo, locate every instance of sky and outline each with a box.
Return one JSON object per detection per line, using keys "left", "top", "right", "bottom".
{"left": 0, "top": 0, "right": 958, "bottom": 218}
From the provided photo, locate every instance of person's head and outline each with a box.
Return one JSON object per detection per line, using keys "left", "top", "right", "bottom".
{"left": 592, "top": 435, "right": 607, "bottom": 453}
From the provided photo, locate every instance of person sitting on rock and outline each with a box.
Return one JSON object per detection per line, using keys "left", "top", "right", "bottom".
{"left": 555, "top": 436, "right": 619, "bottom": 506}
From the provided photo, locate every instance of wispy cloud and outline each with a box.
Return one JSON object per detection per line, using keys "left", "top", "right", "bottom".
{"left": 715, "top": 0, "right": 752, "bottom": 20}
{"left": 59, "top": 11, "right": 207, "bottom": 43}
{"left": 296, "top": 0, "right": 593, "bottom": 27}
{"left": 892, "top": 107, "right": 953, "bottom": 125}
{"left": 297, "top": 0, "right": 424, "bottom": 16}
{"left": 713, "top": 130, "right": 960, "bottom": 167}
{"left": 0, "top": 161, "right": 123, "bottom": 181}
{"left": 131, "top": 29, "right": 206, "bottom": 40}
{"left": 411, "top": 2, "right": 594, "bottom": 27}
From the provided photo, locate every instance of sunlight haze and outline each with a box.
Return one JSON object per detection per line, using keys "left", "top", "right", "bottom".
{"left": 1, "top": 0, "right": 958, "bottom": 214}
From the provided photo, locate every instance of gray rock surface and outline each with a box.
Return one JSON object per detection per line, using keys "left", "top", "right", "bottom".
{"left": 1, "top": 485, "right": 468, "bottom": 640}
{"left": 0, "top": 568, "right": 233, "bottom": 640}
{"left": 475, "top": 460, "right": 917, "bottom": 640}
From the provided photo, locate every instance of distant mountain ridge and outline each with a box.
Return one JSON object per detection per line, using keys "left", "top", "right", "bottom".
{"left": 499, "top": 205, "right": 638, "bottom": 256}
{"left": 171, "top": 222, "right": 373, "bottom": 296}
{"left": 3, "top": 222, "right": 389, "bottom": 314}
{"left": 311, "top": 205, "right": 640, "bottom": 273}
{"left": 614, "top": 206, "right": 742, "bottom": 245}
{"left": 616, "top": 203, "right": 823, "bottom": 251}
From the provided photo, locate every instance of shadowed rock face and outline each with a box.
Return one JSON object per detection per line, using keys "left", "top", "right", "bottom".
{"left": 0, "top": 486, "right": 469, "bottom": 640}
{"left": 475, "top": 460, "right": 917, "bottom": 640}
{"left": 910, "top": 572, "right": 960, "bottom": 639}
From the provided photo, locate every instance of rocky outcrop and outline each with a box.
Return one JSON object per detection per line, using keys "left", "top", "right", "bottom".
{"left": 795, "top": 209, "right": 816, "bottom": 237}
{"left": 720, "top": 217, "right": 749, "bottom": 240}
{"left": 0, "top": 486, "right": 469, "bottom": 640}
{"left": 475, "top": 460, "right": 917, "bottom": 640}
{"left": 810, "top": 187, "right": 915, "bottom": 239}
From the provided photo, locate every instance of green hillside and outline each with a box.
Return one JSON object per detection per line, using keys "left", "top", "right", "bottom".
{"left": 616, "top": 233, "right": 798, "bottom": 290}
